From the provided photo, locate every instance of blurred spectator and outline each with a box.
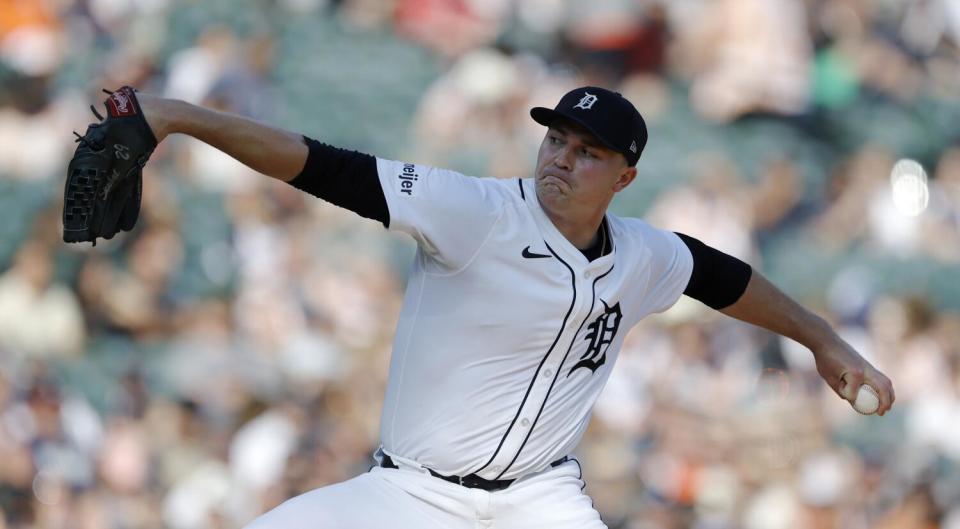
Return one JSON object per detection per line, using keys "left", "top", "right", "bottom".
{"left": 0, "top": 241, "right": 85, "bottom": 358}
{"left": 672, "top": 0, "right": 813, "bottom": 121}
{"left": 163, "top": 25, "right": 237, "bottom": 105}
{"left": 646, "top": 153, "right": 756, "bottom": 261}
{"left": 75, "top": 223, "right": 182, "bottom": 340}
{"left": 922, "top": 148, "right": 960, "bottom": 262}
{"left": 394, "top": 0, "right": 506, "bottom": 58}
{"left": 0, "top": 0, "right": 63, "bottom": 77}
{"left": 813, "top": 145, "right": 906, "bottom": 253}
{"left": 207, "top": 33, "right": 279, "bottom": 121}
{"left": 560, "top": 2, "right": 669, "bottom": 82}
{"left": 0, "top": 77, "right": 83, "bottom": 182}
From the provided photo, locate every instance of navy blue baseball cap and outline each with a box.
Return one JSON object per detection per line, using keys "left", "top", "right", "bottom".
{"left": 530, "top": 86, "right": 648, "bottom": 166}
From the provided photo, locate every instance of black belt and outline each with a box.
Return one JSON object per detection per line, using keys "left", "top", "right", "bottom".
{"left": 379, "top": 454, "right": 569, "bottom": 492}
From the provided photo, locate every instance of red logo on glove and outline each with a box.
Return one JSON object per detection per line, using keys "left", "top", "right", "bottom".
{"left": 106, "top": 89, "right": 136, "bottom": 117}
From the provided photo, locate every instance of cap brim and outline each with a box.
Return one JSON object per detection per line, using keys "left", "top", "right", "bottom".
{"left": 529, "top": 107, "right": 623, "bottom": 155}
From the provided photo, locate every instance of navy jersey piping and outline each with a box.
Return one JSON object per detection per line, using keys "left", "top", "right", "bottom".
{"left": 495, "top": 262, "right": 616, "bottom": 480}
{"left": 518, "top": 178, "right": 526, "bottom": 200}
{"left": 474, "top": 241, "right": 575, "bottom": 475}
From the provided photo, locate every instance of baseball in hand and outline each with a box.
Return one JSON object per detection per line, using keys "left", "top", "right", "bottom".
{"left": 853, "top": 384, "right": 880, "bottom": 415}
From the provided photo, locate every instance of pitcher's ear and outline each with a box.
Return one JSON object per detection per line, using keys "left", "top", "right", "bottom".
{"left": 614, "top": 167, "right": 637, "bottom": 192}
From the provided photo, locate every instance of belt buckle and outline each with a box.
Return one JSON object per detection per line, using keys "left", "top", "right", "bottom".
{"left": 460, "top": 474, "right": 484, "bottom": 489}
{"left": 464, "top": 474, "right": 509, "bottom": 491}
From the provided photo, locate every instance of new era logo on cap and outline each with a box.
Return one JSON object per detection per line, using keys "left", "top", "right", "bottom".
{"left": 629, "top": 140, "right": 637, "bottom": 154}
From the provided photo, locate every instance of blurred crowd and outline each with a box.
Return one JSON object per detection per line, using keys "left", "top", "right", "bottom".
{"left": 0, "top": 0, "right": 959, "bottom": 528}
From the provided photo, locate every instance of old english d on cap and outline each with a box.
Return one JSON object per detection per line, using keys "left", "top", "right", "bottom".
{"left": 530, "top": 86, "right": 648, "bottom": 166}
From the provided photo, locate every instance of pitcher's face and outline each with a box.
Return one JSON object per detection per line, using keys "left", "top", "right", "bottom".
{"left": 534, "top": 120, "right": 636, "bottom": 216}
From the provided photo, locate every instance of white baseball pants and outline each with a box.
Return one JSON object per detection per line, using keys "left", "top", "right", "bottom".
{"left": 243, "top": 453, "right": 606, "bottom": 529}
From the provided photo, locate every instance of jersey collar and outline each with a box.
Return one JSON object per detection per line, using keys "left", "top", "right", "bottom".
{"left": 521, "top": 178, "right": 615, "bottom": 270}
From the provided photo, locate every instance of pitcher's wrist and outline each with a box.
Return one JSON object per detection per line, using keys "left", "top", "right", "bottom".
{"left": 136, "top": 94, "right": 183, "bottom": 142}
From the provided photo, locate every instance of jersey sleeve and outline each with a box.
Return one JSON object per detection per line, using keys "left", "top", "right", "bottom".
{"left": 632, "top": 221, "right": 695, "bottom": 314}
{"left": 376, "top": 158, "right": 504, "bottom": 272}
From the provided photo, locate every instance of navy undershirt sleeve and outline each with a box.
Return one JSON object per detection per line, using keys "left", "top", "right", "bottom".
{"left": 286, "top": 136, "right": 390, "bottom": 227}
{"left": 675, "top": 232, "right": 752, "bottom": 310}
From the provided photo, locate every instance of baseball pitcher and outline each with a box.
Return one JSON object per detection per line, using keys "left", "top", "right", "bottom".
{"left": 64, "top": 86, "right": 895, "bottom": 528}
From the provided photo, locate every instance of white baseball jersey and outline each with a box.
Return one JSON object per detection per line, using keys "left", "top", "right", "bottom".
{"left": 375, "top": 159, "right": 694, "bottom": 482}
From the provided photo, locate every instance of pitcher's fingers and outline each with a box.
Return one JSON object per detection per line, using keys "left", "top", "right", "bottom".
{"left": 839, "top": 370, "right": 865, "bottom": 404}
{"left": 869, "top": 372, "right": 895, "bottom": 415}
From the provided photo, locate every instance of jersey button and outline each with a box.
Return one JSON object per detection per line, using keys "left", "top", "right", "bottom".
{"left": 544, "top": 369, "right": 553, "bottom": 377}
{"left": 520, "top": 418, "right": 530, "bottom": 427}
{"left": 490, "top": 466, "right": 502, "bottom": 473}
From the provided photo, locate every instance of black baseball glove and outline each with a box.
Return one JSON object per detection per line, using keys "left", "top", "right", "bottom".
{"left": 63, "top": 86, "right": 157, "bottom": 245}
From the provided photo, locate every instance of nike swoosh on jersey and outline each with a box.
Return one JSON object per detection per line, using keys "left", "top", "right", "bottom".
{"left": 522, "top": 246, "right": 551, "bottom": 259}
